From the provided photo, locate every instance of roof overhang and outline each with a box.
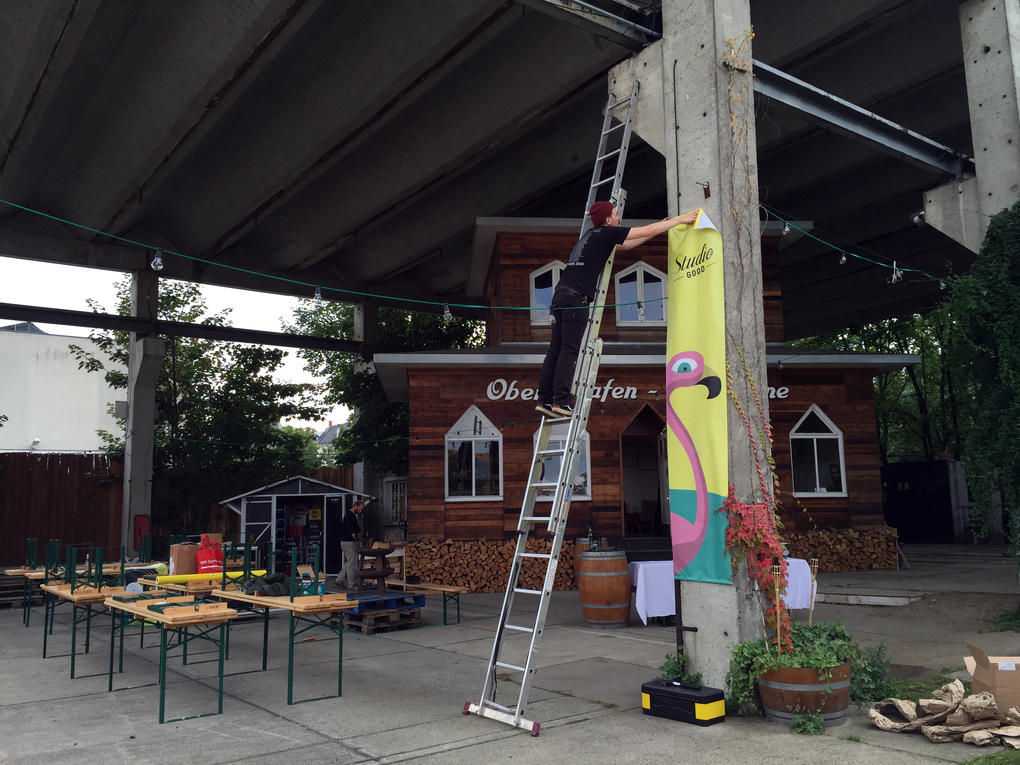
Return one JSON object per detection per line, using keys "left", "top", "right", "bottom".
{"left": 373, "top": 342, "right": 920, "bottom": 401}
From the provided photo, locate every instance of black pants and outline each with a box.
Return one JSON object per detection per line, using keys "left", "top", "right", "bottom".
{"left": 538, "top": 288, "right": 590, "bottom": 405}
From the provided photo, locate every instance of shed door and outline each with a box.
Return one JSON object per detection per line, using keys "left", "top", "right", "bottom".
{"left": 243, "top": 497, "right": 273, "bottom": 569}
{"left": 325, "top": 496, "right": 343, "bottom": 573}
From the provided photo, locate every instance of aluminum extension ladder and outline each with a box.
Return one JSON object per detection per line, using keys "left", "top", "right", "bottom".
{"left": 464, "top": 253, "right": 615, "bottom": 736}
{"left": 464, "top": 81, "right": 638, "bottom": 736}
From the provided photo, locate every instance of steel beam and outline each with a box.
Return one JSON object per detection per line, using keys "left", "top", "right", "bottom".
{"left": 752, "top": 60, "right": 975, "bottom": 178}
{"left": 0, "top": 302, "right": 361, "bottom": 353}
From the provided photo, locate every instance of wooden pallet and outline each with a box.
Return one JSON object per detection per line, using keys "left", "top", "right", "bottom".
{"left": 342, "top": 607, "right": 421, "bottom": 636}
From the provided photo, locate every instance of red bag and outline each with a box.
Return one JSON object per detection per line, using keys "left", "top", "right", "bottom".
{"left": 196, "top": 534, "right": 223, "bottom": 574}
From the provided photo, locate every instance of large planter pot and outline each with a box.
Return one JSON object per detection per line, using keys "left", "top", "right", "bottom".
{"left": 756, "top": 663, "right": 851, "bottom": 726}
{"left": 576, "top": 550, "right": 630, "bottom": 629}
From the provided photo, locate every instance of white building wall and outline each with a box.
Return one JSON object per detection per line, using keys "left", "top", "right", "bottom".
{"left": 0, "top": 330, "right": 123, "bottom": 452}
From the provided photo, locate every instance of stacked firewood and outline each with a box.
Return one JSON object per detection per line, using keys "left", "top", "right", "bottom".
{"left": 404, "top": 539, "right": 577, "bottom": 592}
{"left": 783, "top": 526, "right": 899, "bottom": 572}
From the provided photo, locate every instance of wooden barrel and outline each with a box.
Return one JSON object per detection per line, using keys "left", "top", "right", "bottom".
{"left": 576, "top": 550, "right": 630, "bottom": 629}
{"left": 757, "top": 663, "right": 851, "bottom": 726}
{"left": 573, "top": 537, "right": 589, "bottom": 574}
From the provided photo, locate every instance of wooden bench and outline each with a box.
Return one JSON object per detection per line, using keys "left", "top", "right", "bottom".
{"left": 385, "top": 579, "right": 468, "bottom": 624}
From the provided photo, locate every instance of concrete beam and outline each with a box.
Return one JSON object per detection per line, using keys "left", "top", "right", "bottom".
{"left": 924, "top": 177, "right": 984, "bottom": 253}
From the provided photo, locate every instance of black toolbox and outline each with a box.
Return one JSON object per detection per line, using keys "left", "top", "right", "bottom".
{"left": 640, "top": 679, "right": 725, "bottom": 726}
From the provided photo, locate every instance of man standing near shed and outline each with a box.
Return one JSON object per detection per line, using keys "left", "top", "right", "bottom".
{"left": 335, "top": 499, "right": 365, "bottom": 593}
{"left": 536, "top": 202, "right": 698, "bottom": 417}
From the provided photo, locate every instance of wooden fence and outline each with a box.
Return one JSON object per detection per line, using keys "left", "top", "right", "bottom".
{"left": 0, "top": 452, "right": 123, "bottom": 567}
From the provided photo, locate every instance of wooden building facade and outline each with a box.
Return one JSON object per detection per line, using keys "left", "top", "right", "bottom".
{"left": 374, "top": 220, "right": 916, "bottom": 542}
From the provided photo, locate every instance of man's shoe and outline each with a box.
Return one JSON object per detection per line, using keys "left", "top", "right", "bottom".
{"left": 535, "top": 403, "right": 557, "bottom": 418}
{"left": 551, "top": 402, "right": 574, "bottom": 417}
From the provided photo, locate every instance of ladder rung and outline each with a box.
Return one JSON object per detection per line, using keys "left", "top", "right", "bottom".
{"left": 520, "top": 553, "right": 552, "bottom": 559}
{"left": 530, "top": 481, "right": 558, "bottom": 489}
{"left": 597, "top": 148, "right": 622, "bottom": 162}
{"left": 602, "top": 122, "right": 626, "bottom": 135}
{"left": 513, "top": 588, "right": 542, "bottom": 595}
{"left": 496, "top": 661, "right": 527, "bottom": 673}
{"left": 537, "top": 448, "right": 565, "bottom": 456}
{"left": 592, "top": 176, "right": 615, "bottom": 188}
{"left": 504, "top": 623, "right": 535, "bottom": 632}
{"left": 523, "top": 516, "right": 551, "bottom": 522}
{"left": 482, "top": 700, "right": 515, "bottom": 713}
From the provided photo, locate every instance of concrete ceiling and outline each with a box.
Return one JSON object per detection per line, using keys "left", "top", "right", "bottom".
{"left": 0, "top": 0, "right": 976, "bottom": 339}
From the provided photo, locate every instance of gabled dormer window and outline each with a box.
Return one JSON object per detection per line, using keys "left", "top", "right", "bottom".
{"left": 445, "top": 405, "right": 502, "bottom": 501}
{"left": 530, "top": 261, "right": 566, "bottom": 324}
{"left": 790, "top": 404, "right": 847, "bottom": 497}
{"left": 615, "top": 262, "right": 667, "bottom": 326}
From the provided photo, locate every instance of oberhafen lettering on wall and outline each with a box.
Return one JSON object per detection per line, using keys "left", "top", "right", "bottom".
{"left": 486, "top": 378, "right": 637, "bottom": 402}
{"left": 485, "top": 378, "right": 792, "bottom": 402}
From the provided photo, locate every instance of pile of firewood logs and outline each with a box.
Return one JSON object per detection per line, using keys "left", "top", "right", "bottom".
{"left": 400, "top": 525, "right": 899, "bottom": 591}
{"left": 403, "top": 538, "right": 578, "bottom": 592}
{"left": 783, "top": 526, "right": 899, "bottom": 572}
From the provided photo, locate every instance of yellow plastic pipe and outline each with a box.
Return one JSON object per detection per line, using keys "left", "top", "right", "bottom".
{"left": 155, "top": 570, "right": 267, "bottom": 584}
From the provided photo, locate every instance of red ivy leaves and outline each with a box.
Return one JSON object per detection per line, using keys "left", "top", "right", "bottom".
{"left": 719, "top": 485, "right": 793, "bottom": 653}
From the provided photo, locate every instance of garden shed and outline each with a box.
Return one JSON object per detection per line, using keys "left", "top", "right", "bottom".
{"left": 220, "top": 476, "right": 370, "bottom": 576}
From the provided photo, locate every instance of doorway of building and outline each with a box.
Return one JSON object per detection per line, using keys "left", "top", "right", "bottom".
{"left": 620, "top": 405, "right": 668, "bottom": 538}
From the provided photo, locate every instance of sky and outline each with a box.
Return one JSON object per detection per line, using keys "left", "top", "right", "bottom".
{"left": 0, "top": 255, "right": 349, "bottom": 432}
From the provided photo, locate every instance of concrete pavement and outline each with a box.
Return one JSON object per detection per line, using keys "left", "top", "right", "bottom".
{"left": 0, "top": 544, "right": 1014, "bottom": 764}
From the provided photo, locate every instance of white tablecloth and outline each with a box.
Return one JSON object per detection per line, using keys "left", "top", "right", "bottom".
{"left": 782, "top": 557, "right": 815, "bottom": 609}
{"left": 628, "top": 560, "right": 675, "bottom": 625}
{"left": 627, "top": 557, "right": 815, "bottom": 624}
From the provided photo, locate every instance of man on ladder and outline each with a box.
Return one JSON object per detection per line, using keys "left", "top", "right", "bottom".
{"left": 536, "top": 200, "right": 698, "bottom": 418}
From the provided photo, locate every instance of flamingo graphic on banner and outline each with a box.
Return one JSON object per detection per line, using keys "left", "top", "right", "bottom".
{"left": 665, "top": 210, "right": 730, "bottom": 583}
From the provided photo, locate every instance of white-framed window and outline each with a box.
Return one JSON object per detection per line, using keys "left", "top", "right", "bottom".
{"left": 445, "top": 405, "right": 503, "bottom": 501}
{"left": 532, "top": 422, "right": 591, "bottom": 501}
{"left": 615, "top": 262, "right": 667, "bottom": 326}
{"left": 530, "top": 261, "right": 566, "bottom": 324}
{"left": 790, "top": 404, "right": 847, "bottom": 497}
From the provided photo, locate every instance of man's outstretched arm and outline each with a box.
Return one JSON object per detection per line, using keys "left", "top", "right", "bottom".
{"left": 618, "top": 210, "right": 698, "bottom": 251}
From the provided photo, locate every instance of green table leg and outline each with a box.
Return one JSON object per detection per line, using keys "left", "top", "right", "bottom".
{"left": 218, "top": 622, "right": 226, "bottom": 714}
{"left": 70, "top": 603, "right": 78, "bottom": 678}
{"left": 338, "top": 619, "right": 343, "bottom": 697}
{"left": 262, "top": 607, "right": 269, "bottom": 670}
{"left": 287, "top": 611, "right": 295, "bottom": 705}
{"left": 107, "top": 607, "right": 116, "bottom": 691}
{"left": 158, "top": 627, "right": 168, "bottom": 724}
{"left": 85, "top": 603, "right": 93, "bottom": 654}
{"left": 182, "top": 625, "right": 188, "bottom": 665}
{"left": 42, "top": 592, "right": 51, "bottom": 658}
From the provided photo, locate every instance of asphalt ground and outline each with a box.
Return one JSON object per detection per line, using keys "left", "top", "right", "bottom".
{"left": 0, "top": 544, "right": 1016, "bottom": 764}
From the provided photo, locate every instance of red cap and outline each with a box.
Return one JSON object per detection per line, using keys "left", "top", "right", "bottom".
{"left": 588, "top": 201, "right": 614, "bottom": 227}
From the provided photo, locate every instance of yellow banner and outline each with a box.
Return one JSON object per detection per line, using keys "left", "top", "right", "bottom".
{"left": 666, "top": 210, "right": 730, "bottom": 582}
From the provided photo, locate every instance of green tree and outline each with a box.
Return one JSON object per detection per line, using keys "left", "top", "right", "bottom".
{"left": 793, "top": 308, "right": 965, "bottom": 465}
{"left": 71, "top": 277, "right": 324, "bottom": 533}
{"left": 287, "top": 301, "right": 484, "bottom": 474}
{"left": 945, "top": 200, "right": 1020, "bottom": 540}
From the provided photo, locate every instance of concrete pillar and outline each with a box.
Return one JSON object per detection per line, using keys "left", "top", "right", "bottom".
{"left": 926, "top": 0, "right": 1020, "bottom": 251}
{"left": 121, "top": 272, "right": 165, "bottom": 555}
{"left": 611, "top": 0, "right": 766, "bottom": 689}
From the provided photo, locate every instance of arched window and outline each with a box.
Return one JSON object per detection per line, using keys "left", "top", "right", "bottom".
{"left": 614, "top": 262, "right": 667, "bottom": 326}
{"left": 445, "top": 405, "right": 502, "bottom": 501}
{"left": 790, "top": 404, "right": 847, "bottom": 497}
{"left": 532, "top": 422, "right": 591, "bottom": 501}
{"left": 530, "top": 261, "right": 566, "bottom": 324}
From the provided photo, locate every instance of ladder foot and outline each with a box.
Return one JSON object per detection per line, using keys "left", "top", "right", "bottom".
{"left": 531, "top": 721, "right": 541, "bottom": 737}
{"left": 463, "top": 701, "right": 471, "bottom": 715}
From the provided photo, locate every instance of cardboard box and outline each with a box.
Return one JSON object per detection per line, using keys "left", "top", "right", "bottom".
{"left": 964, "top": 644, "right": 1020, "bottom": 713}
{"left": 169, "top": 542, "right": 199, "bottom": 576}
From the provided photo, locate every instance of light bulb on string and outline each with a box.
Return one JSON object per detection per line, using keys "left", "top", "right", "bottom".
{"left": 839, "top": 253, "right": 847, "bottom": 265}
{"left": 890, "top": 261, "right": 903, "bottom": 284}
{"left": 939, "top": 280, "right": 947, "bottom": 290}
{"left": 150, "top": 248, "right": 164, "bottom": 271}
{"left": 314, "top": 286, "right": 323, "bottom": 306}
{"left": 443, "top": 303, "right": 452, "bottom": 321}
{"left": 782, "top": 223, "right": 790, "bottom": 236}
